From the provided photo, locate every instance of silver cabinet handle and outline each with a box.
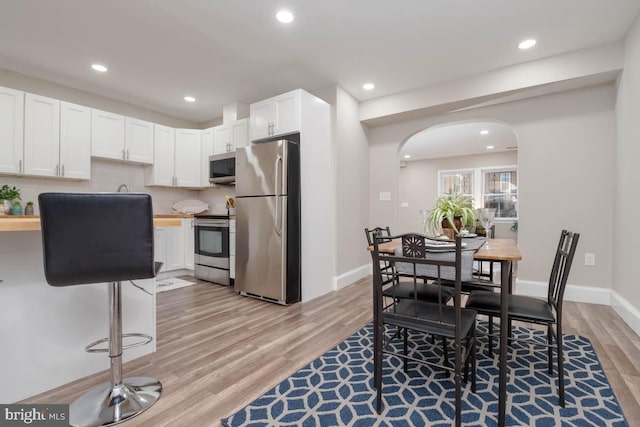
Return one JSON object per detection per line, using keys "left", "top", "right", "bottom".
{"left": 126, "top": 149, "right": 130, "bottom": 160}
{"left": 18, "top": 159, "right": 22, "bottom": 174}
{"left": 122, "top": 149, "right": 125, "bottom": 160}
{"left": 61, "top": 164, "right": 65, "bottom": 177}
{"left": 55, "top": 164, "right": 59, "bottom": 176}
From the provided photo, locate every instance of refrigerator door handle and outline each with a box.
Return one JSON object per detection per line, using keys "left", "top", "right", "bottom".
{"left": 274, "top": 154, "right": 283, "bottom": 236}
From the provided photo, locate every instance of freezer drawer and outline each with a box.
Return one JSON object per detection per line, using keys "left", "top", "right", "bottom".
{"left": 235, "top": 196, "right": 287, "bottom": 302}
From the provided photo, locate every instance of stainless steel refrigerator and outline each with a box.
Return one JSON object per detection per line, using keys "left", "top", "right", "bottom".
{"left": 234, "top": 138, "right": 301, "bottom": 304}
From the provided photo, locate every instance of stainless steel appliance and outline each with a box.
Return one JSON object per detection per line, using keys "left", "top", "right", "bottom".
{"left": 194, "top": 214, "right": 230, "bottom": 285}
{"left": 209, "top": 152, "right": 235, "bottom": 184}
{"left": 235, "top": 138, "right": 301, "bottom": 304}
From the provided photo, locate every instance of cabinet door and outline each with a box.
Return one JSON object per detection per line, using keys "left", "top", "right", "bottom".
{"left": 24, "top": 93, "right": 60, "bottom": 177}
{"left": 201, "top": 127, "right": 214, "bottom": 187}
{"left": 165, "top": 225, "right": 185, "bottom": 271}
{"left": 60, "top": 102, "right": 91, "bottom": 180}
{"left": 148, "top": 125, "right": 175, "bottom": 186}
{"left": 125, "top": 118, "right": 154, "bottom": 164}
{"left": 249, "top": 99, "right": 272, "bottom": 141}
{"left": 213, "top": 124, "right": 229, "bottom": 154}
{"left": 231, "top": 118, "right": 249, "bottom": 149}
{"left": 273, "top": 90, "right": 300, "bottom": 136}
{"left": 91, "top": 109, "right": 125, "bottom": 160}
{"left": 174, "top": 129, "right": 201, "bottom": 187}
{"left": 0, "top": 86, "right": 24, "bottom": 174}
{"left": 154, "top": 228, "right": 168, "bottom": 272}
{"left": 184, "top": 218, "right": 195, "bottom": 270}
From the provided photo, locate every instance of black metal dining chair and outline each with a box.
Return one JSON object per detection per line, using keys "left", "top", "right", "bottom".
{"left": 465, "top": 229, "right": 579, "bottom": 407}
{"left": 371, "top": 233, "right": 477, "bottom": 426}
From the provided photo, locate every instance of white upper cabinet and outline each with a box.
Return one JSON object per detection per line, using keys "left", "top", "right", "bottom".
{"left": 0, "top": 86, "right": 24, "bottom": 174}
{"left": 250, "top": 90, "right": 300, "bottom": 141}
{"left": 24, "top": 93, "right": 60, "bottom": 177}
{"left": 145, "top": 125, "right": 175, "bottom": 187}
{"left": 174, "top": 129, "right": 201, "bottom": 188}
{"left": 125, "top": 118, "right": 154, "bottom": 164}
{"left": 91, "top": 109, "right": 125, "bottom": 160}
{"left": 59, "top": 102, "right": 91, "bottom": 180}
{"left": 213, "top": 118, "right": 249, "bottom": 154}
{"left": 201, "top": 127, "right": 214, "bottom": 187}
{"left": 92, "top": 110, "right": 153, "bottom": 164}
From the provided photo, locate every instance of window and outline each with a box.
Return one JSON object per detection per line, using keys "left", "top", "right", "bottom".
{"left": 482, "top": 168, "right": 517, "bottom": 219}
{"left": 439, "top": 170, "right": 473, "bottom": 197}
{"left": 437, "top": 166, "right": 518, "bottom": 220}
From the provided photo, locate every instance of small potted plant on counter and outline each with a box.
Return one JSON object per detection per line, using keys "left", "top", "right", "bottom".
{"left": 12, "top": 201, "right": 23, "bottom": 215}
{"left": 25, "top": 201, "right": 35, "bottom": 216}
{"left": 0, "top": 185, "right": 21, "bottom": 215}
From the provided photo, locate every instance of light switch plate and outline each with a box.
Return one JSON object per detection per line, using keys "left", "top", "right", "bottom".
{"left": 584, "top": 253, "right": 595, "bottom": 266}
{"left": 379, "top": 192, "right": 391, "bottom": 201}
{"left": 400, "top": 202, "right": 409, "bottom": 208}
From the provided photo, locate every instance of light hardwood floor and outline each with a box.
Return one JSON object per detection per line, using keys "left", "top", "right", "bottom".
{"left": 24, "top": 276, "right": 640, "bottom": 426}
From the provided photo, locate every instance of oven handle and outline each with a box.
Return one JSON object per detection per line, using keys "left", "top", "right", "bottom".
{"left": 275, "top": 154, "right": 283, "bottom": 236}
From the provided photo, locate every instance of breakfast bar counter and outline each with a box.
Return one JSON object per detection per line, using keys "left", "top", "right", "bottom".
{"left": 0, "top": 215, "right": 183, "bottom": 232}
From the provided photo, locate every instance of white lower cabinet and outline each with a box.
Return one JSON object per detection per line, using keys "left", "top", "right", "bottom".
{"left": 184, "top": 218, "right": 195, "bottom": 270}
{"left": 229, "top": 219, "right": 236, "bottom": 280}
{"left": 155, "top": 219, "right": 194, "bottom": 273}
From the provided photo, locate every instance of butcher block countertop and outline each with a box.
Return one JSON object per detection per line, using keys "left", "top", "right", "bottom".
{"left": 0, "top": 214, "right": 184, "bottom": 232}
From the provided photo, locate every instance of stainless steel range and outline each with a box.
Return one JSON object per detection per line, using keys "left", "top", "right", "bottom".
{"left": 194, "top": 214, "right": 230, "bottom": 285}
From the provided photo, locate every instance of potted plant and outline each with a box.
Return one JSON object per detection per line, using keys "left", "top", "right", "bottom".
{"left": 424, "top": 191, "right": 476, "bottom": 237}
{"left": 12, "top": 200, "right": 22, "bottom": 215}
{"left": 25, "top": 201, "right": 35, "bottom": 216}
{"left": 0, "top": 185, "right": 21, "bottom": 215}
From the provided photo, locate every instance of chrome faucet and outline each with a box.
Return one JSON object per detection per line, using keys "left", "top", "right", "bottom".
{"left": 117, "top": 184, "right": 130, "bottom": 193}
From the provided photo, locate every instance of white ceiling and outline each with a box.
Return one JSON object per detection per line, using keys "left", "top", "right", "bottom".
{"left": 0, "top": 0, "right": 638, "bottom": 123}
{"left": 400, "top": 122, "right": 518, "bottom": 161}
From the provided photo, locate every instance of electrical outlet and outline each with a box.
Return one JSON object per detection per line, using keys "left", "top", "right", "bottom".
{"left": 584, "top": 253, "right": 595, "bottom": 266}
{"left": 400, "top": 202, "right": 409, "bottom": 208}
{"left": 379, "top": 192, "right": 391, "bottom": 201}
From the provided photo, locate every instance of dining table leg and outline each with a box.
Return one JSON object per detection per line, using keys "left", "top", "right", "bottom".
{"left": 498, "top": 260, "right": 512, "bottom": 427}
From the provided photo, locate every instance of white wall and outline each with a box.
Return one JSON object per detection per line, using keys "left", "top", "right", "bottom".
{"left": 368, "top": 84, "right": 616, "bottom": 290}
{"left": 334, "top": 87, "right": 370, "bottom": 283}
{"left": 0, "top": 68, "right": 197, "bottom": 128}
{"left": 614, "top": 14, "right": 640, "bottom": 312}
{"left": 398, "top": 151, "right": 518, "bottom": 233}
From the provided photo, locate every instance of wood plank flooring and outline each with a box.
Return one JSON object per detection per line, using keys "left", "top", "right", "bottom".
{"left": 23, "top": 276, "right": 640, "bottom": 426}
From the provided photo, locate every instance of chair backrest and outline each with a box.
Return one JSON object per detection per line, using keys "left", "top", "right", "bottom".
{"left": 547, "top": 229, "right": 580, "bottom": 314}
{"left": 372, "top": 233, "right": 463, "bottom": 333}
{"left": 39, "top": 192, "right": 156, "bottom": 287}
{"left": 365, "top": 226, "right": 392, "bottom": 246}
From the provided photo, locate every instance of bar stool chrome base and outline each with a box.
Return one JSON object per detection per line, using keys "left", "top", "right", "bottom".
{"left": 70, "top": 377, "right": 162, "bottom": 427}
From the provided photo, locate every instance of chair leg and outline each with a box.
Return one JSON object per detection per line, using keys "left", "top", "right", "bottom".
{"left": 374, "top": 322, "right": 383, "bottom": 414}
{"left": 547, "top": 324, "right": 553, "bottom": 374}
{"left": 557, "top": 325, "right": 566, "bottom": 407}
{"left": 488, "top": 316, "right": 494, "bottom": 357}
{"left": 403, "top": 328, "right": 408, "bottom": 373}
{"left": 442, "top": 337, "right": 449, "bottom": 365}
{"left": 471, "top": 330, "right": 477, "bottom": 393}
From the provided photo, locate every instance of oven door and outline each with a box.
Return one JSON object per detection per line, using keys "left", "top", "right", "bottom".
{"left": 195, "top": 222, "right": 229, "bottom": 268}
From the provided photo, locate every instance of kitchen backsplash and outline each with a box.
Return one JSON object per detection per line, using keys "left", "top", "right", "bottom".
{"left": 0, "top": 160, "right": 233, "bottom": 215}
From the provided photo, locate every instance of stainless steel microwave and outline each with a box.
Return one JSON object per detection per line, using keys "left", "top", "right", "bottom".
{"left": 209, "top": 152, "right": 235, "bottom": 184}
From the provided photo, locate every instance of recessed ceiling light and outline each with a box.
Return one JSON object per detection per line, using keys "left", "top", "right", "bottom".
{"left": 184, "top": 96, "right": 196, "bottom": 102}
{"left": 480, "top": 130, "right": 489, "bottom": 135}
{"left": 518, "top": 39, "right": 536, "bottom": 50}
{"left": 91, "top": 64, "right": 108, "bottom": 72}
{"left": 276, "top": 10, "right": 294, "bottom": 23}
{"left": 486, "top": 145, "right": 495, "bottom": 150}
{"left": 363, "top": 83, "right": 375, "bottom": 90}
{"left": 403, "top": 154, "right": 411, "bottom": 159}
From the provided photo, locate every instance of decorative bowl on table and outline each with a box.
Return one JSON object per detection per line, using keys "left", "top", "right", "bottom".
{"left": 171, "top": 199, "right": 209, "bottom": 214}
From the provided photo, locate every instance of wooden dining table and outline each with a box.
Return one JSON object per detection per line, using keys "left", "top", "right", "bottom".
{"left": 369, "top": 237, "right": 522, "bottom": 427}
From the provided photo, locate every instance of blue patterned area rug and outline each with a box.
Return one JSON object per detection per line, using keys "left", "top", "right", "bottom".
{"left": 221, "top": 322, "right": 628, "bottom": 426}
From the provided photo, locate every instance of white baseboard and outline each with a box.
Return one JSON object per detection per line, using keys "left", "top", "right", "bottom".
{"left": 610, "top": 291, "right": 640, "bottom": 338}
{"left": 515, "top": 279, "right": 610, "bottom": 305}
{"left": 334, "top": 263, "right": 371, "bottom": 290}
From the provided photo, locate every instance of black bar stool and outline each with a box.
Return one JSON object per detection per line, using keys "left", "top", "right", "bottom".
{"left": 39, "top": 192, "right": 162, "bottom": 427}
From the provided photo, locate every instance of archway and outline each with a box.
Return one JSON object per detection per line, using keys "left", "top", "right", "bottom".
{"left": 396, "top": 120, "right": 519, "bottom": 236}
